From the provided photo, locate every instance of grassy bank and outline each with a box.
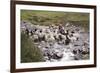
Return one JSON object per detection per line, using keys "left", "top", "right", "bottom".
{"left": 21, "top": 32, "right": 44, "bottom": 63}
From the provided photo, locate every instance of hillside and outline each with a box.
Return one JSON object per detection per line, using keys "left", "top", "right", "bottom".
{"left": 21, "top": 10, "right": 89, "bottom": 30}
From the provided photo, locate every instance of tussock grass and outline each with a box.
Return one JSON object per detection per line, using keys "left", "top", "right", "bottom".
{"left": 21, "top": 32, "right": 44, "bottom": 63}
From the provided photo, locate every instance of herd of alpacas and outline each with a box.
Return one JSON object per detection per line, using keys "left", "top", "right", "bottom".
{"left": 21, "top": 21, "right": 90, "bottom": 62}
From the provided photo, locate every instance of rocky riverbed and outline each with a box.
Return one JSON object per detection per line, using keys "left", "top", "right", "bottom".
{"left": 21, "top": 21, "right": 90, "bottom": 62}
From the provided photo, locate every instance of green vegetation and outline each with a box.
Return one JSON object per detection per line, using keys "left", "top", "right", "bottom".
{"left": 21, "top": 10, "right": 89, "bottom": 30}
{"left": 82, "top": 54, "right": 90, "bottom": 60}
{"left": 21, "top": 32, "right": 44, "bottom": 63}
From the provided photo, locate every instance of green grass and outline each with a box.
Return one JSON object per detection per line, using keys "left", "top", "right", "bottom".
{"left": 21, "top": 32, "right": 44, "bottom": 63}
{"left": 21, "top": 10, "right": 89, "bottom": 29}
